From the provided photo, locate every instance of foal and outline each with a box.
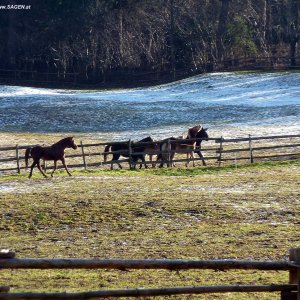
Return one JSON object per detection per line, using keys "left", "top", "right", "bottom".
{"left": 25, "top": 137, "right": 77, "bottom": 178}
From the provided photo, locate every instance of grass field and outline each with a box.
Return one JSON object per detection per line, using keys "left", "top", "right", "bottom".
{"left": 0, "top": 156, "right": 299, "bottom": 299}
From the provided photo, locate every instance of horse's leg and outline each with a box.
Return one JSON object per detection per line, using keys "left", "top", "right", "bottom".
{"left": 29, "top": 161, "right": 37, "bottom": 178}
{"left": 141, "top": 156, "right": 148, "bottom": 169}
{"left": 191, "top": 151, "right": 196, "bottom": 167}
{"left": 170, "top": 153, "right": 175, "bottom": 168}
{"left": 113, "top": 154, "right": 122, "bottom": 169}
{"left": 199, "top": 151, "right": 206, "bottom": 166}
{"left": 138, "top": 155, "right": 147, "bottom": 169}
{"left": 138, "top": 157, "right": 145, "bottom": 169}
{"left": 159, "top": 144, "right": 166, "bottom": 168}
{"left": 36, "top": 161, "right": 48, "bottom": 178}
{"left": 185, "top": 150, "right": 194, "bottom": 167}
{"left": 118, "top": 157, "right": 123, "bottom": 169}
{"left": 159, "top": 155, "right": 164, "bottom": 168}
{"left": 164, "top": 152, "right": 169, "bottom": 168}
{"left": 133, "top": 158, "right": 138, "bottom": 169}
{"left": 131, "top": 156, "right": 136, "bottom": 169}
{"left": 157, "top": 153, "right": 164, "bottom": 168}
{"left": 110, "top": 154, "right": 117, "bottom": 170}
{"left": 149, "top": 154, "right": 155, "bottom": 168}
{"left": 51, "top": 160, "right": 57, "bottom": 177}
{"left": 166, "top": 154, "right": 171, "bottom": 167}
{"left": 198, "top": 151, "right": 206, "bottom": 166}
{"left": 61, "top": 157, "right": 72, "bottom": 176}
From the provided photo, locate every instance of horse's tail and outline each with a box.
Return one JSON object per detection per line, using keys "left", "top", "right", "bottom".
{"left": 25, "top": 148, "right": 32, "bottom": 170}
{"left": 103, "top": 145, "right": 111, "bottom": 162}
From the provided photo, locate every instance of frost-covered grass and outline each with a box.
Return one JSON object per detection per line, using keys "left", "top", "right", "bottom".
{"left": 0, "top": 159, "right": 299, "bottom": 299}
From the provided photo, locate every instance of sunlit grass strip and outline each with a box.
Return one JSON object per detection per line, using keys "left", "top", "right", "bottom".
{"left": 0, "top": 158, "right": 300, "bottom": 181}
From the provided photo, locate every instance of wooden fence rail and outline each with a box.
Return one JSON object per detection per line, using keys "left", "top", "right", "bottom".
{"left": 0, "top": 134, "right": 300, "bottom": 174}
{"left": 0, "top": 248, "right": 300, "bottom": 299}
{"left": 0, "top": 55, "right": 298, "bottom": 88}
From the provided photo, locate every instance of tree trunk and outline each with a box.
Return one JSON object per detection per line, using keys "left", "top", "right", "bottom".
{"left": 216, "top": 0, "right": 231, "bottom": 61}
{"left": 290, "top": 0, "right": 299, "bottom": 66}
{"left": 170, "top": 0, "right": 176, "bottom": 80}
{"left": 7, "top": 0, "right": 17, "bottom": 67}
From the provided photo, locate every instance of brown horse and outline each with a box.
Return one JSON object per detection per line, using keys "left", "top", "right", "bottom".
{"left": 158, "top": 125, "right": 201, "bottom": 168}
{"left": 136, "top": 140, "right": 159, "bottom": 168}
{"left": 25, "top": 137, "right": 77, "bottom": 178}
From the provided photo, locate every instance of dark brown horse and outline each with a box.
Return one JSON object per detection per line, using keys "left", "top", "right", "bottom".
{"left": 103, "top": 136, "right": 157, "bottom": 170}
{"left": 25, "top": 137, "right": 77, "bottom": 178}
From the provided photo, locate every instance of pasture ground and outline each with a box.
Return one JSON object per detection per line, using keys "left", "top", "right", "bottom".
{"left": 0, "top": 153, "right": 299, "bottom": 299}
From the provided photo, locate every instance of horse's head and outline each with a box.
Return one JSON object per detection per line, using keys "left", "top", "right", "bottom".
{"left": 197, "top": 127, "right": 209, "bottom": 141}
{"left": 68, "top": 137, "right": 78, "bottom": 149}
{"left": 140, "top": 136, "right": 158, "bottom": 150}
{"left": 188, "top": 125, "right": 201, "bottom": 138}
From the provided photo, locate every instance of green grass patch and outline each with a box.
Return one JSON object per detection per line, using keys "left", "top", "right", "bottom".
{"left": 0, "top": 158, "right": 299, "bottom": 299}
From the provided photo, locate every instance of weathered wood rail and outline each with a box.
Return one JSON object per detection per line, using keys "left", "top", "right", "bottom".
{"left": 0, "top": 248, "right": 299, "bottom": 299}
{"left": 0, "top": 133, "right": 299, "bottom": 174}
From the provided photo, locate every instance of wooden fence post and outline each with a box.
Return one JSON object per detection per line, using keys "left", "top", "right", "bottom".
{"left": 0, "top": 250, "right": 14, "bottom": 293}
{"left": 81, "top": 141, "right": 87, "bottom": 170}
{"left": 16, "top": 144, "right": 20, "bottom": 174}
{"left": 218, "top": 136, "right": 223, "bottom": 166}
{"left": 43, "top": 160, "right": 47, "bottom": 173}
{"left": 167, "top": 139, "right": 171, "bottom": 167}
{"left": 249, "top": 134, "right": 254, "bottom": 163}
{"left": 282, "top": 248, "right": 300, "bottom": 300}
{"left": 128, "top": 139, "right": 133, "bottom": 170}
{"left": 290, "top": 248, "right": 300, "bottom": 300}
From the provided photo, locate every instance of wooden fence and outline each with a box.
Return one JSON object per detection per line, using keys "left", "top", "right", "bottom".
{"left": 0, "top": 69, "right": 79, "bottom": 87}
{"left": 0, "top": 56, "right": 298, "bottom": 88}
{"left": 0, "top": 248, "right": 300, "bottom": 299}
{"left": 0, "top": 134, "right": 300, "bottom": 174}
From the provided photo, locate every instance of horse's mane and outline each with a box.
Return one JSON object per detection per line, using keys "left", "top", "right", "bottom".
{"left": 53, "top": 137, "right": 73, "bottom": 146}
{"left": 188, "top": 125, "right": 202, "bottom": 136}
{"left": 138, "top": 136, "right": 153, "bottom": 142}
